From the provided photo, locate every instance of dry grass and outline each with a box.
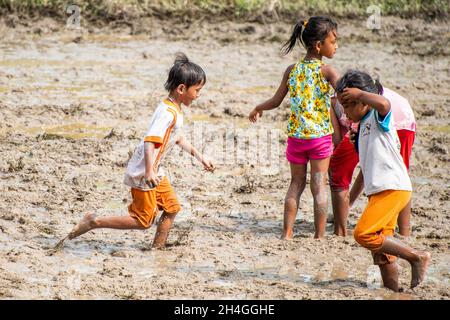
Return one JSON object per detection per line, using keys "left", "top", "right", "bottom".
{"left": 0, "top": 0, "right": 448, "bottom": 20}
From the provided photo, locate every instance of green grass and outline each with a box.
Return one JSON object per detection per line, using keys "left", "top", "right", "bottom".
{"left": 0, "top": 0, "right": 448, "bottom": 19}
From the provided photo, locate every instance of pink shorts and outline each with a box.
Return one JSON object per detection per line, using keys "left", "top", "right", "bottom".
{"left": 286, "top": 135, "right": 333, "bottom": 165}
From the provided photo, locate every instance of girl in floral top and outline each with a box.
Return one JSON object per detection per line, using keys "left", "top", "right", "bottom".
{"left": 249, "top": 16, "right": 340, "bottom": 239}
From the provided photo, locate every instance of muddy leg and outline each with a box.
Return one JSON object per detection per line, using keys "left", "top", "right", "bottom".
{"left": 68, "top": 213, "right": 145, "bottom": 240}
{"left": 331, "top": 188, "right": 349, "bottom": 236}
{"left": 152, "top": 212, "right": 177, "bottom": 249}
{"left": 349, "top": 170, "right": 364, "bottom": 208}
{"left": 379, "top": 262, "right": 399, "bottom": 292}
{"left": 282, "top": 163, "right": 307, "bottom": 240}
{"left": 310, "top": 158, "right": 330, "bottom": 239}
{"left": 376, "top": 236, "right": 431, "bottom": 289}
{"left": 397, "top": 199, "right": 412, "bottom": 237}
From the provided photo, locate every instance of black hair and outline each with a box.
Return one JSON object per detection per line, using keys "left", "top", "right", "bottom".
{"left": 282, "top": 16, "right": 337, "bottom": 55}
{"left": 164, "top": 53, "right": 206, "bottom": 92}
{"left": 336, "top": 70, "right": 384, "bottom": 95}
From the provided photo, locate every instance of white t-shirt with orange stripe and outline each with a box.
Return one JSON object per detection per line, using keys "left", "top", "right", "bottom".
{"left": 124, "top": 99, "right": 183, "bottom": 190}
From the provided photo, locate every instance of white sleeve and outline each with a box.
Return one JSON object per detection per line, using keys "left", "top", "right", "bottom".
{"left": 143, "top": 108, "right": 175, "bottom": 148}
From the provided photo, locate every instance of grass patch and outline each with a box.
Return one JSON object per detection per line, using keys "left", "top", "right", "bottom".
{"left": 0, "top": 0, "right": 448, "bottom": 20}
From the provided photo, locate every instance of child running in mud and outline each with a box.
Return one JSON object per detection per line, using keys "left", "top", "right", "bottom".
{"left": 67, "top": 53, "right": 214, "bottom": 249}
{"left": 249, "top": 16, "right": 340, "bottom": 239}
{"left": 330, "top": 83, "right": 416, "bottom": 236}
{"left": 336, "top": 70, "right": 430, "bottom": 291}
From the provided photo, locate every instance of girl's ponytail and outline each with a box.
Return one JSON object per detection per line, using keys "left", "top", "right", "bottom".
{"left": 281, "top": 17, "right": 337, "bottom": 55}
{"left": 282, "top": 20, "right": 306, "bottom": 55}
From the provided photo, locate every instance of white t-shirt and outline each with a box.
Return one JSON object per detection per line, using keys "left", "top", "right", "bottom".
{"left": 358, "top": 109, "right": 412, "bottom": 196}
{"left": 124, "top": 99, "right": 183, "bottom": 190}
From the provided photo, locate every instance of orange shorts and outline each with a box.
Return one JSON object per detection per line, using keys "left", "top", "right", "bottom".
{"left": 353, "top": 190, "right": 411, "bottom": 265}
{"left": 128, "top": 176, "right": 181, "bottom": 228}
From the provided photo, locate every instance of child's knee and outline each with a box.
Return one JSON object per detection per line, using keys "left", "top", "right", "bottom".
{"left": 290, "top": 176, "right": 306, "bottom": 188}
{"left": 330, "top": 185, "right": 349, "bottom": 193}
{"left": 311, "top": 182, "right": 328, "bottom": 206}
{"left": 313, "top": 190, "right": 327, "bottom": 207}
{"left": 311, "top": 172, "right": 327, "bottom": 190}
{"left": 353, "top": 225, "right": 373, "bottom": 248}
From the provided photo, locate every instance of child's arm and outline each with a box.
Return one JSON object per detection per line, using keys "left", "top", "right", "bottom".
{"left": 330, "top": 96, "right": 342, "bottom": 147}
{"left": 321, "top": 65, "right": 340, "bottom": 89}
{"left": 249, "top": 64, "right": 294, "bottom": 122}
{"left": 144, "top": 142, "right": 160, "bottom": 186}
{"left": 176, "top": 135, "right": 215, "bottom": 172}
{"left": 322, "top": 65, "right": 342, "bottom": 147}
{"left": 341, "top": 88, "right": 391, "bottom": 117}
{"left": 349, "top": 170, "right": 364, "bottom": 207}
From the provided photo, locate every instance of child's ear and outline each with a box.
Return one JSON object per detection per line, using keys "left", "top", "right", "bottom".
{"left": 176, "top": 84, "right": 186, "bottom": 95}
{"left": 315, "top": 41, "right": 321, "bottom": 53}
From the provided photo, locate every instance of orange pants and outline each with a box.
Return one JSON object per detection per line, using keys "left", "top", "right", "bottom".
{"left": 128, "top": 176, "right": 181, "bottom": 228}
{"left": 354, "top": 190, "right": 411, "bottom": 264}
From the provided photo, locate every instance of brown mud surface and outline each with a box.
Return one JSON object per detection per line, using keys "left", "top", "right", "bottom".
{"left": 0, "top": 15, "right": 449, "bottom": 299}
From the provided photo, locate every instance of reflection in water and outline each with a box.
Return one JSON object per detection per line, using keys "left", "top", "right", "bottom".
{"left": 17, "top": 123, "right": 112, "bottom": 139}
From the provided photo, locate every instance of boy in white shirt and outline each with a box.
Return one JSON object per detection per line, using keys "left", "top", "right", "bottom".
{"left": 67, "top": 53, "right": 214, "bottom": 249}
{"left": 336, "top": 70, "right": 430, "bottom": 292}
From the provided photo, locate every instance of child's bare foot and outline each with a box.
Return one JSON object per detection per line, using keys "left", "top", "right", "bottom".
{"left": 68, "top": 213, "right": 97, "bottom": 240}
{"left": 411, "top": 251, "right": 431, "bottom": 289}
{"left": 281, "top": 230, "right": 293, "bottom": 240}
{"left": 151, "top": 242, "right": 166, "bottom": 250}
{"left": 152, "top": 229, "right": 170, "bottom": 249}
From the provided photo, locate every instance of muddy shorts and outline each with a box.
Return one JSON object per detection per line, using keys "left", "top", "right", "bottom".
{"left": 128, "top": 176, "right": 181, "bottom": 228}
{"left": 353, "top": 190, "right": 411, "bottom": 265}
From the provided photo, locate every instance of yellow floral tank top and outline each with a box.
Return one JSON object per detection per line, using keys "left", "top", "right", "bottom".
{"left": 287, "top": 59, "right": 334, "bottom": 139}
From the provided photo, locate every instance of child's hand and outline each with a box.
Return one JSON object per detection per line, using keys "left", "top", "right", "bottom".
{"left": 341, "top": 88, "right": 362, "bottom": 103}
{"left": 349, "top": 128, "right": 357, "bottom": 145}
{"left": 249, "top": 108, "right": 263, "bottom": 123}
{"left": 202, "top": 157, "right": 215, "bottom": 172}
{"left": 144, "top": 170, "right": 161, "bottom": 188}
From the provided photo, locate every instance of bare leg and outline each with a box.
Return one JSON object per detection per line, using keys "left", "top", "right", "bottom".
{"left": 379, "top": 263, "right": 399, "bottom": 292}
{"left": 68, "top": 213, "right": 145, "bottom": 240}
{"left": 282, "top": 163, "right": 307, "bottom": 240}
{"left": 152, "top": 212, "right": 177, "bottom": 249}
{"left": 310, "top": 158, "right": 331, "bottom": 239}
{"left": 397, "top": 199, "right": 412, "bottom": 236}
{"left": 349, "top": 170, "right": 364, "bottom": 208}
{"left": 331, "top": 188, "right": 349, "bottom": 236}
{"left": 377, "top": 236, "right": 431, "bottom": 288}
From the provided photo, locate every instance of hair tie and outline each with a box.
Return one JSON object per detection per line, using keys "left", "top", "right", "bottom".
{"left": 299, "top": 20, "right": 308, "bottom": 49}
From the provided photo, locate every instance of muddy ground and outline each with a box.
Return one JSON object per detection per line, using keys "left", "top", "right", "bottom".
{"left": 0, "top": 15, "right": 449, "bottom": 300}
